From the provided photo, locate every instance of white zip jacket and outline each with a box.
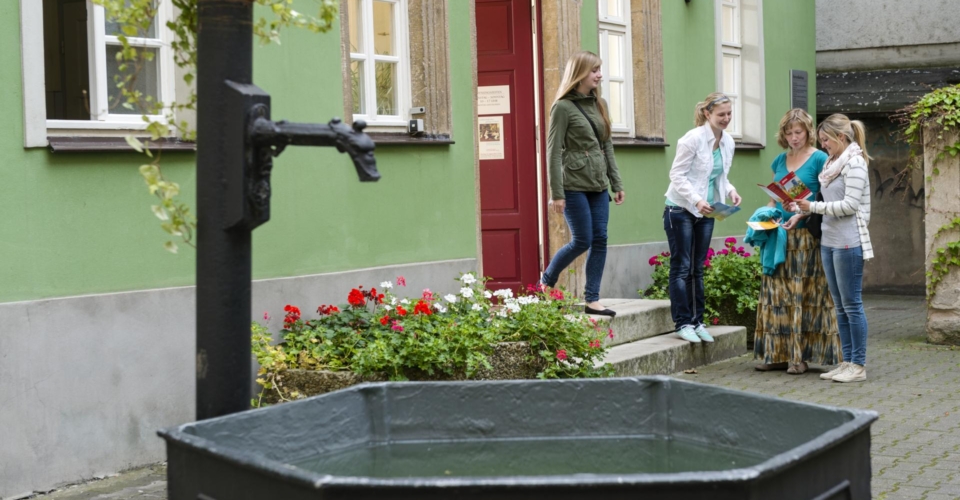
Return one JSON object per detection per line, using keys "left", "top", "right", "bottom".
{"left": 664, "top": 123, "right": 737, "bottom": 217}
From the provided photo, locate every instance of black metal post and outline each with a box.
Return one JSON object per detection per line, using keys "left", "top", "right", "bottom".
{"left": 195, "top": 1, "right": 378, "bottom": 421}
{"left": 196, "top": 0, "right": 254, "bottom": 420}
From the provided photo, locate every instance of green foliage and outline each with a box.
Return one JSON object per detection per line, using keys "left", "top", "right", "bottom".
{"left": 926, "top": 217, "right": 960, "bottom": 301}
{"left": 641, "top": 237, "right": 761, "bottom": 325}
{"left": 252, "top": 274, "right": 614, "bottom": 404}
{"left": 92, "top": 0, "right": 338, "bottom": 251}
{"left": 894, "top": 84, "right": 960, "bottom": 301}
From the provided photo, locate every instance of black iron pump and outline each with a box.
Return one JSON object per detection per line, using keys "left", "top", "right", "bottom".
{"left": 194, "top": 1, "right": 378, "bottom": 421}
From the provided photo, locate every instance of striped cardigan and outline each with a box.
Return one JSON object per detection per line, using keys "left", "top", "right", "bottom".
{"left": 809, "top": 155, "right": 873, "bottom": 260}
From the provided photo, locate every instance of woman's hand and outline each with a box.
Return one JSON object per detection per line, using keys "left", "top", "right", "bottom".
{"left": 549, "top": 199, "right": 566, "bottom": 214}
{"left": 613, "top": 191, "right": 625, "bottom": 205}
{"left": 781, "top": 214, "right": 803, "bottom": 231}
{"left": 729, "top": 190, "right": 742, "bottom": 207}
{"left": 793, "top": 198, "right": 811, "bottom": 213}
{"left": 696, "top": 200, "right": 714, "bottom": 214}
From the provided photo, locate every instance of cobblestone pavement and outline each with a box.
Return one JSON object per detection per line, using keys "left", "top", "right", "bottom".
{"left": 676, "top": 294, "right": 960, "bottom": 500}
{"left": 31, "top": 295, "right": 956, "bottom": 500}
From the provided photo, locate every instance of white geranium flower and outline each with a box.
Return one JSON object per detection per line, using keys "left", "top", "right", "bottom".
{"left": 497, "top": 310, "right": 508, "bottom": 317}
{"left": 390, "top": 296, "right": 398, "bottom": 305}
{"left": 484, "top": 290, "right": 493, "bottom": 299}
{"left": 380, "top": 281, "right": 393, "bottom": 289}
{"left": 459, "top": 273, "right": 477, "bottom": 285}
{"left": 434, "top": 303, "right": 448, "bottom": 313}
{"left": 493, "top": 289, "right": 513, "bottom": 299}
{"left": 471, "top": 303, "right": 482, "bottom": 311}
{"left": 400, "top": 298, "right": 411, "bottom": 305}
{"left": 505, "top": 302, "right": 521, "bottom": 314}
{"left": 444, "top": 294, "right": 458, "bottom": 304}
{"left": 460, "top": 287, "right": 474, "bottom": 298}
{"left": 383, "top": 305, "right": 392, "bottom": 311}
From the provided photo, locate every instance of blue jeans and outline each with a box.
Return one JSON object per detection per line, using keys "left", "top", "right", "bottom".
{"left": 541, "top": 190, "right": 609, "bottom": 302}
{"left": 663, "top": 206, "right": 715, "bottom": 330}
{"left": 821, "top": 245, "right": 868, "bottom": 366}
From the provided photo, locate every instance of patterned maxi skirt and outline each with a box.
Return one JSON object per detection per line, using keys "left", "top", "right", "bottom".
{"left": 753, "top": 227, "right": 841, "bottom": 366}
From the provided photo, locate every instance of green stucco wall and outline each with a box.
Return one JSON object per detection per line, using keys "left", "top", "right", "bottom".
{"left": 607, "top": 0, "right": 818, "bottom": 245}
{"left": 2, "top": 0, "right": 816, "bottom": 303}
{"left": 0, "top": 2, "right": 478, "bottom": 303}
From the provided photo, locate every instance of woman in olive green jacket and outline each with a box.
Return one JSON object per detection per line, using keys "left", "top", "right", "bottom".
{"left": 541, "top": 51, "right": 625, "bottom": 317}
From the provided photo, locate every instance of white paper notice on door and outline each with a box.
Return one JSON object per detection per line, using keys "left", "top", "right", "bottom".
{"left": 478, "top": 85, "right": 511, "bottom": 115}
{"left": 478, "top": 116, "right": 505, "bottom": 160}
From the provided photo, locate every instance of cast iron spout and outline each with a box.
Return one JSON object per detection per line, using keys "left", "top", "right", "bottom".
{"left": 251, "top": 117, "right": 380, "bottom": 182}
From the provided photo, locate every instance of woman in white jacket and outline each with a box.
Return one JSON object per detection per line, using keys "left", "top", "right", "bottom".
{"left": 663, "top": 92, "right": 742, "bottom": 343}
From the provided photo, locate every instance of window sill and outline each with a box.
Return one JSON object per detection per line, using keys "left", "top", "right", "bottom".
{"left": 48, "top": 137, "right": 196, "bottom": 153}
{"left": 367, "top": 133, "right": 454, "bottom": 145}
{"left": 734, "top": 142, "right": 765, "bottom": 150}
{"left": 610, "top": 137, "right": 669, "bottom": 148}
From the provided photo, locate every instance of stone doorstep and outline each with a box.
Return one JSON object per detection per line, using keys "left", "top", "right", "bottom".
{"left": 598, "top": 326, "right": 748, "bottom": 376}
{"left": 586, "top": 298, "right": 674, "bottom": 347}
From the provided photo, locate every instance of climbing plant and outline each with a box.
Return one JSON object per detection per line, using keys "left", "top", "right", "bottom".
{"left": 93, "top": 0, "right": 338, "bottom": 253}
{"left": 894, "top": 84, "right": 960, "bottom": 301}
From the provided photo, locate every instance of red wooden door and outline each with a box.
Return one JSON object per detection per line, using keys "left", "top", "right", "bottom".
{"left": 476, "top": 0, "right": 541, "bottom": 292}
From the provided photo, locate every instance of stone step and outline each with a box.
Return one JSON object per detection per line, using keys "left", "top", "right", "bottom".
{"left": 584, "top": 298, "right": 674, "bottom": 347}
{"left": 599, "top": 326, "right": 748, "bottom": 376}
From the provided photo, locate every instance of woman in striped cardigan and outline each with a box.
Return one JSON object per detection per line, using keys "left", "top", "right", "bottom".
{"left": 791, "top": 113, "right": 873, "bottom": 383}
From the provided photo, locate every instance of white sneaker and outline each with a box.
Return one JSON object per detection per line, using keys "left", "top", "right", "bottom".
{"left": 693, "top": 324, "right": 714, "bottom": 343}
{"left": 677, "top": 325, "right": 701, "bottom": 343}
{"left": 820, "top": 362, "right": 850, "bottom": 380}
{"left": 833, "top": 364, "right": 866, "bottom": 383}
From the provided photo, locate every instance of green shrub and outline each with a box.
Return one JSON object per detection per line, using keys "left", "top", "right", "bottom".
{"left": 641, "top": 237, "right": 761, "bottom": 325}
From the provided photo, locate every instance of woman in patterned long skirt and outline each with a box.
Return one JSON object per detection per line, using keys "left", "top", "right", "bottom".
{"left": 754, "top": 109, "right": 841, "bottom": 374}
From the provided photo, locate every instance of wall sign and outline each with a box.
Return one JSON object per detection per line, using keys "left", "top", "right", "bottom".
{"left": 790, "top": 70, "right": 808, "bottom": 111}
{"left": 478, "top": 85, "right": 511, "bottom": 115}
{"left": 478, "top": 116, "right": 505, "bottom": 160}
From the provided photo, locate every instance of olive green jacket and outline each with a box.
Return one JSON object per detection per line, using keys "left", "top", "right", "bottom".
{"left": 547, "top": 92, "right": 623, "bottom": 201}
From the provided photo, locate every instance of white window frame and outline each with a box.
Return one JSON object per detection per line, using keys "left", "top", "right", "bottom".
{"left": 715, "top": 0, "right": 765, "bottom": 145}
{"left": 20, "top": 0, "right": 177, "bottom": 147}
{"left": 597, "top": 0, "right": 635, "bottom": 136}
{"left": 349, "top": 0, "right": 411, "bottom": 130}
{"left": 716, "top": 0, "right": 742, "bottom": 138}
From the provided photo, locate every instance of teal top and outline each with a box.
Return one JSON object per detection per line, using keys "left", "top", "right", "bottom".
{"left": 771, "top": 150, "right": 828, "bottom": 228}
{"left": 666, "top": 148, "right": 724, "bottom": 207}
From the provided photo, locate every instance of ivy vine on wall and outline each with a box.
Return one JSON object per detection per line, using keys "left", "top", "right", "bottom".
{"left": 894, "top": 84, "right": 960, "bottom": 301}
{"left": 93, "top": 0, "right": 339, "bottom": 253}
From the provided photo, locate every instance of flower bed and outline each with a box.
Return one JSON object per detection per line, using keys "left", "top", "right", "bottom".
{"left": 641, "top": 237, "right": 761, "bottom": 346}
{"left": 252, "top": 274, "right": 612, "bottom": 406}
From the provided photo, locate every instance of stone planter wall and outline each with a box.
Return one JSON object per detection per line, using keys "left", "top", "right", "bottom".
{"left": 261, "top": 342, "right": 545, "bottom": 404}
{"left": 924, "top": 127, "right": 960, "bottom": 345}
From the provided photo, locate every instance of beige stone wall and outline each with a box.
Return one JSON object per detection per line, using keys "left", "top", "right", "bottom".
{"left": 542, "top": 0, "right": 587, "bottom": 295}
{"left": 924, "top": 127, "right": 960, "bottom": 345}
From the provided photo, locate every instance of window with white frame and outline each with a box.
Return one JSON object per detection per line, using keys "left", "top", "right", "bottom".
{"left": 718, "top": 0, "right": 742, "bottom": 137}
{"left": 19, "top": 0, "right": 176, "bottom": 146}
{"left": 597, "top": 0, "right": 634, "bottom": 135}
{"left": 715, "top": 0, "right": 765, "bottom": 145}
{"left": 347, "top": 0, "right": 410, "bottom": 128}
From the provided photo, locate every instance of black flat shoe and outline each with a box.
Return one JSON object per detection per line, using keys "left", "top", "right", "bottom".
{"left": 584, "top": 306, "right": 616, "bottom": 317}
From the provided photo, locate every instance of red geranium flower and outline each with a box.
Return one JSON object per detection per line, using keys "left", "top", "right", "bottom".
{"left": 556, "top": 349, "right": 568, "bottom": 361}
{"left": 549, "top": 289, "right": 564, "bottom": 300}
{"left": 397, "top": 276, "right": 406, "bottom": 287}
{"left": 413, "top": 300, "right": 432, "bottom": 316}
{"left": 396, "top": 305, "right": 408, "bottom": 316}
{"left": 347, "top": 288, "right": 366, "bottom": 307}
{"left": 380, "top": 315, "right": 390, "bottom": 326}
{"left": 316, "top": 304, "right": 340, "bottom": 315}
{"left": 589, "top": 339, "right": 602, "bottom": 348}
{"left": 712, "top": 317, "right": 720, "bottom": 325}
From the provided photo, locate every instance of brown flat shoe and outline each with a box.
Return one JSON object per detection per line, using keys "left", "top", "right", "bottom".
{"left": 787, "top": 362, "right": 809, "bottom": 375}
{"left": 755, "top": 362, "right": 789, "bottom": 371}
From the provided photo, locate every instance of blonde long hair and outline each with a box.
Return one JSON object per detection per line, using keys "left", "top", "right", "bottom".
{"left": 694, "top": 92, "right": 731, "bottom": 127}
{"left": 817, "top": 113, "right": 872, "bottom": 165}
{"left": 553, "top": 51, "right": 612, "bottom": 140}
